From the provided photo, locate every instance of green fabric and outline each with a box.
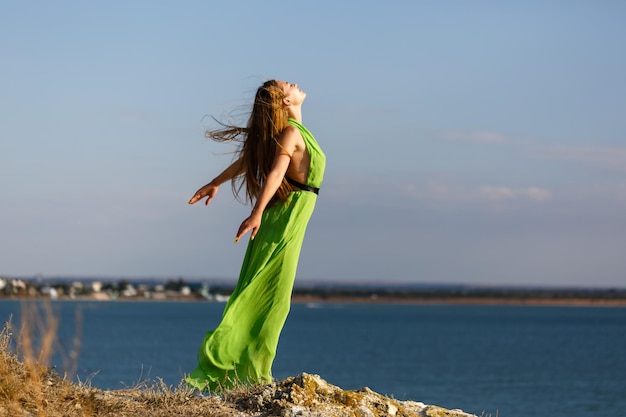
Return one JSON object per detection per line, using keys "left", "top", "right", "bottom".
{"left": 186, "top": 119, "right": 325, "bottom": 391}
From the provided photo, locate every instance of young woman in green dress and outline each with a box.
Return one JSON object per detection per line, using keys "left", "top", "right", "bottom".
{"left": 186, "top": 80, "right": 326, "bottom": 391}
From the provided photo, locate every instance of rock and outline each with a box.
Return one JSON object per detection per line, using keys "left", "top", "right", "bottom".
{"left": 234, "top": 373, "right": 477, "bottom": 417}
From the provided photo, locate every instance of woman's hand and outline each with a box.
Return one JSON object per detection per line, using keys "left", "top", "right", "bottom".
{"left": 235, "top": 211, "right": 262, "bottom": 243}
{"left": 189, "top": 183, "right": 219, "bottom": 205}
{"left": 189, "top": 158, "right": 244, "bottom": 206}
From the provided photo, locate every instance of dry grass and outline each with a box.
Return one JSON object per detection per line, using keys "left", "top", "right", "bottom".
{"left": 0, "top": 301, "right": 255, "bottom": 417}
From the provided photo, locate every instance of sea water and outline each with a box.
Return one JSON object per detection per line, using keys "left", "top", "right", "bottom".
{"left": 1, "top": 300, "right": 625, "bottom": 417}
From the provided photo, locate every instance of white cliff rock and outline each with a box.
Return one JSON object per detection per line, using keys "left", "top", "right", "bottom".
{"left": 231, "top": 373, "right": 477, "bottom": 417}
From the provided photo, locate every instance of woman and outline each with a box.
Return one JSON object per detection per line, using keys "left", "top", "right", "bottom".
{"left": 185, "top": 80, "right": 325, "bottom": 391}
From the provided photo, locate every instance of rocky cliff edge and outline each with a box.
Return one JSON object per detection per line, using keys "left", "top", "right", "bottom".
{"left": 211, "top": 373, "right": 477, "bottom": 417}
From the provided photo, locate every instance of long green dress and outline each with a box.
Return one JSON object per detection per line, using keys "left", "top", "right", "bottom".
{"left": 185, "top": 119, "right": 325, "bottom": 391}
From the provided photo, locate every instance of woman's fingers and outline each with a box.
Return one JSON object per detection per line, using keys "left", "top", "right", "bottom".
{"left": 189, "top": 185, "right": 217, "bottom": 205}
{"left": 188, "top": 193, "right": 201, "bottom": 204}
{"left": 235, "top": 216, "right": 260, "bottom": 243}
{"left": 235, "top": 222, "right": 251, "bottom": 243}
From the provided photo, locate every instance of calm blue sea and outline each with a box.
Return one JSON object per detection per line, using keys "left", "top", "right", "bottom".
{"left": 1, "top": 300, "right": 625, "bottom": 417}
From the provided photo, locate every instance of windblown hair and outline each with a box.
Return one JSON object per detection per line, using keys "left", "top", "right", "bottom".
{"left": 206, "top": 80, "right": 293, "bottom": 204}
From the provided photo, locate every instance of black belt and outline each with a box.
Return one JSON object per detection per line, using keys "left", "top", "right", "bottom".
{"left": 286, "top": 176, "right": 320, "bottom": 194}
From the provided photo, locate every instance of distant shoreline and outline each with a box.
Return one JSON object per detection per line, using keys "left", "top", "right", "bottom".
{"left": 3, "top": 276, "right": 625, "bottom": 306}
{"left": 291, "top": 294, "right": 626, "bottom": 306}
{"left": 2, "top": 294, "right": 626, "bottom": 307}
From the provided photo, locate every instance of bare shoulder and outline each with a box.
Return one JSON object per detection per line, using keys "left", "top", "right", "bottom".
{"left": 279, "top": 125, "right": 304, "bottom": 148}
{"left": 281, "top": 125, "right": 302, "bottom": 139}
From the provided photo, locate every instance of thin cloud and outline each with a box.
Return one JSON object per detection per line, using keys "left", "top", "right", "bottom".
{"left": 327, "top": 175, "right": 552, "bottom": 209}
{"left": 480, "top": 186, "right": 551, "bottom": 202}
{"left": 436, "top": 130, "right": 511, "bottom": 143}
{"left": 395, "top": 181, "right": 552, "bottom": 205}
{"left": 435, "top": 128, "right": 626, "bottom": 174}
{"left": 532, "top": 145, "right": 626, "bottom": 173}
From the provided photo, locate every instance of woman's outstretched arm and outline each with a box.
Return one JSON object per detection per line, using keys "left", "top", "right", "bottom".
{"left": 189, "top": 157, "right": 244, "bottom": 205}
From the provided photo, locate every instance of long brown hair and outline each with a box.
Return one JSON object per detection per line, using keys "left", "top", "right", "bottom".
{"left": 206, "top": 80, "right": 292, "bottom": 204}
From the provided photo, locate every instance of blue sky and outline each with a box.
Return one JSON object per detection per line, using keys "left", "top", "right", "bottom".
{"left": 1, "top": 1, "right": 625, "bottom": 288}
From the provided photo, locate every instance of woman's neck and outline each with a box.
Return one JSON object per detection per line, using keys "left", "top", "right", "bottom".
{"left": 287, "top": 106, "right": 302, "bottom": 123}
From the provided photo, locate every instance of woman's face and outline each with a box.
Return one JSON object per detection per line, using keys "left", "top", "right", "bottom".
{"left": 278, "top": 81, "right": 306, "bottom": 106}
